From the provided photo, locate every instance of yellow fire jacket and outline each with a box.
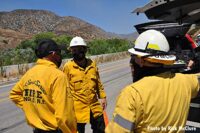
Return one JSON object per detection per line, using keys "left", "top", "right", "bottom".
{"left": 106, "top": 72, "right": 200, "bottom": 133}
{"left": 63, "top": 59, "right": 106, "bottom": 123}
{"left": 10, "top": 59, "right": 77, "bottom": 133}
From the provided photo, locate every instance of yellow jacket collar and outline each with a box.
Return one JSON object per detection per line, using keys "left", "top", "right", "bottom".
{"left": 71, "top": 59, "right": 94, "bottom": 70}
{"left": 36, "top": 59, "right": 58, "bottom": 68}
{"left": 71, "top": 60, "right": 80, "bottom": 68}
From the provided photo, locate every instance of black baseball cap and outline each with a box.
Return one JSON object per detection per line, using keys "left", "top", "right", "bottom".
{"left": 35, "top": 39, "right": 64, "bottom": 58}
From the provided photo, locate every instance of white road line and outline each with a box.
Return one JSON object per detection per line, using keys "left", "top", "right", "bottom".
{"left": 0, "top": 83, "right": 16, "bottom": 89}
{"left": 0, "top": 97, "right": 8, "bottom": 103}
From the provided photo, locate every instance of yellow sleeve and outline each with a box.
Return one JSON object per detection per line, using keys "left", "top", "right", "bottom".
{"left": 96, "top": 66, "right": 106, "bottom": 99}
{"left": 106, "top": 86, "right": 143, "bottom": 133}
{"left": 190, "top": 74, "right": 200, "bottom": 98}
{"left": 52, "top": 74, "right": 77, "bottom": 133}
{"left": 62, "top": 63, "right": 68, "bottom": 75}
{"left": 192, "top": 73, "right": 200, "bottom": 98}
{"left": 9, "top": 81, "right": 24, "bottom": 108}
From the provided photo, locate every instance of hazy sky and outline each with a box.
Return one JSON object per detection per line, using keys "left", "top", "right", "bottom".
{"left": 0, "top": 0, "right": 150, "bottom": 34}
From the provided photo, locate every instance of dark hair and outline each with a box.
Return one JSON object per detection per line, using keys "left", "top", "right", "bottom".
{"left": 35, "top": 39, "right": 60, "bottom": 58}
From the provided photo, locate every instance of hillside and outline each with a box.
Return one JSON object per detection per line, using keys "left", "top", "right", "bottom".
{"left": 0, "top": 28, "right": 31, "bottom": 49}
{"left": 0, "top": 9, "right": 136, "bottom": 50}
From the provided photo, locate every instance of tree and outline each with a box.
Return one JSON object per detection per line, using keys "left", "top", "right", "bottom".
{"left": 34, "top": 32, "right": 56, "bottom": 43}
{"left": 16, "top": 39, "right": 36, "bottom": 50}
{"left": 88, "top": 38, "right": 130, "bottom": 55}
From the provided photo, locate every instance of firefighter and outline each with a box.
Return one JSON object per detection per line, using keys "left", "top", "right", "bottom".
{"left": 10, "top": 39, "right": 77, "bottom": 133}
{"left": 63, "top": 36, "right": 107, "bottom": 133}
{"left": 105, "top": 30, "right": 200, "bottom": 133}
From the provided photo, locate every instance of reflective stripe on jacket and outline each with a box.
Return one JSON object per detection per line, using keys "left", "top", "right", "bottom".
{"left": 10, "top": 59, "right": 77, "bottom": 133}
{"left": 106, "top": 72, "right": 199, "bottom": 133}
{"left": 63, "top": 59, "right": 106, "bottom": 123}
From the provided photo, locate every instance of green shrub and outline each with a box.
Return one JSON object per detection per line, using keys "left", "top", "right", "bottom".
{"left": 34, "top": 32, "right": 56, "bottom": 43}
{"left": 88, "top": 38, "right": 130, "bottom": 55}
{"left": 16, "top": 39, "right": 36, "bottom": 50}
{"left": 12, "top": 48, "right": 36, "bottom": 64}
{"left": 0, "top": 48, "right": 36, "bottom": 66}
{"left": 54, "top": 35, "right": 72, "bottom": 48}
{"left": 0, "top": 32, "right": 133, "bottom": 66}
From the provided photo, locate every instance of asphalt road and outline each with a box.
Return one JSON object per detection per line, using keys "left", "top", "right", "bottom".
{"left": 0, "top": 58, "right": 132, "bottom": 133}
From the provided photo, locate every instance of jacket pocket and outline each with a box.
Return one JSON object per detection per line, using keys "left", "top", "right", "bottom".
{"left": 71, "top": 77, "right": 82, "bottom": 91}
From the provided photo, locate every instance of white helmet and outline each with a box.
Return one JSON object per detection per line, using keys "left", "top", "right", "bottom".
{"left": 128, "top": 30, "right": 176, "bottom": 65}
{"left": 69, "top": 36, "right": 87, "bottom": 48}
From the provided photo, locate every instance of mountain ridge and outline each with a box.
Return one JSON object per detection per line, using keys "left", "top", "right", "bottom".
{"left": 0, "top": 9, "right": 137, "bottom": 50}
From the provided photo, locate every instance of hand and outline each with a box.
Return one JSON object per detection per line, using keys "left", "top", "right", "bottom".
{"left": 100, "top": 98, "right": 107, "bottom": 110}
{"left": 187, "top": 60, "right": 194, "bottom": 70}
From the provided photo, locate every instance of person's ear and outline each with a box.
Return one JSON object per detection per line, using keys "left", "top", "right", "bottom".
{"left": 51, "top": 51, "right": 56, "bottom": 56}
{"left": 134, "top": 57, "right": 144, "bottom": 67}
{"left": 51, "top": 51, "right": 60, "bottom": 58}
{"left": 139, "top": 58, "right": 145, "bottom": 67}
{"left": 69, "top": 48, "right": 73, "bottom": 53}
